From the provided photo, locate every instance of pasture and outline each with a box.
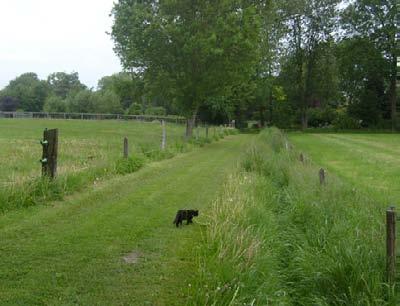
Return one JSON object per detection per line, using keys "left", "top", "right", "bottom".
{"left": 0, "top": 119, "right": 185, "bottom": 187}
{"left": 288, "top": 133, "right": 400, "bottom": 205}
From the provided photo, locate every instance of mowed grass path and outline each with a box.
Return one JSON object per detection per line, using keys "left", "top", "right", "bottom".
{"left": 0, "top": 135, "right": 251, "bottom": 305}
{"left": 288, "top": 133, "right": 400, "bottom": 204}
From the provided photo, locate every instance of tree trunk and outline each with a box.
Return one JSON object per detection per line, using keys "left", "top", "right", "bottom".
{"left": 185, "top": 112, "right": 197, "bottom": 138}
{"left": 259, "top": 106, "right": 266, "bottom": 127}
{"left": 301, "top": 110, "right": 308, "bottom": 130}
{"left": 390, "top": 55, "right": 397, "bottom": 132}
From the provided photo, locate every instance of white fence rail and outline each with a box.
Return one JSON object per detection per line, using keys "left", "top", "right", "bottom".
{"left": 0, "top": 111, "right": 186, "bottom": 124}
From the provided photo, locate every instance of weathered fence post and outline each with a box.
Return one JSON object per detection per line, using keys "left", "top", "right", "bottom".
{"left": 196, "top": 126, "right": 199, "bottom": 140}
{"left": 386, "top": 207, "right": 396, "bottom": 287}
{"left": 123, "top": 137, "right": 129, "bottom": 158}
{"left": 205, "top": 125, "right": 209, "bottom": 138}
{"left": 161, "top": 120, "right": 166, "bottom": 150}
{"left": 40, "top": 128, "right": 58, "bottom": 179}
{"left": 319, "top": 168, "right": 326, "bottom": 185}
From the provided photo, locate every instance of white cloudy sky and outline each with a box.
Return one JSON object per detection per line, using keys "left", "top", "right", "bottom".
{"left": 0, "top": 0, "right": 121, "bottom": 89}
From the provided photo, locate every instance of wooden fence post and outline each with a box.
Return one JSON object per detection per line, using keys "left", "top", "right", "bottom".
{"left": 319, "top": 168, "right": 325, "bottom": 185}
{"left": 40, "top": 128, "right": 58, "bottom": 179}
{"left": 123, "top": 137, "right": 129, "bottom": 158}
{"left": 206, "top": 125, "right": 209, "bottom": 138}
{"left": 386, "top": 207, "right": 396, "bottom": 287}
{"left": 196, "top": 127, "right": 199, "bottom": 140}
{"left": 161, "top": 120, "right": 166, "bottom": 150}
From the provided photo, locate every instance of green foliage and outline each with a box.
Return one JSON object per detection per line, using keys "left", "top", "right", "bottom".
{"left": 307, "top": 107, "right": 337, "bottom": 127}
{"left": 1, "top": 73, "right": 49, "bottom": 111}
{"left": 144, "top": 106, "right": 166, "bottom": 116}
{"left": 43, "top": 95, "right": 67, "bottom": 113}
{"left": 97, "top": 72, "right": 144, "bottom": 109}
{"left": 47, "top": 72, "right": 86, "bottom": 99}
{"left": 65, "top": 89, "right": 94, "bottom": 113}
{"left": 92, "top": 90, "right": 123, "bottom": 114}
{"left": 126, "top": 103, "right": 143, "bottom": 115}
{"left": 111, "top": 0, "right": 261, "bottom": 127}
{"left": 115, "top": 156, "right": 144, "bottom": 174}
{"left": 333, "top": 111, "right": 361, "bottom": 130}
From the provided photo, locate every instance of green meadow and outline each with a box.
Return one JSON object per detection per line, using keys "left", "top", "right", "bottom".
{"left": 288, "top": 133, "right": 400, "bottom": 205}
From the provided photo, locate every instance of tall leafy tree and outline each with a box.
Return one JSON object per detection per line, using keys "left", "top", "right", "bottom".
{"left": 342, "top": 0, "right": 398, "bottom": 129}
{"left": 111, "top": 0, "right": 261, "bottom": 135}
{"left": 280, "top": 0, "right": 340, "bottom": 129}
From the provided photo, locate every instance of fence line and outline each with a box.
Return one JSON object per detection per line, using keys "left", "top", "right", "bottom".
{"left": 0, "top": 111, "right": 186, "bottom": 124}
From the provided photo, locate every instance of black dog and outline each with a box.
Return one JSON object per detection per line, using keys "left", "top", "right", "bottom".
{"left": 173, "top": 210, "right": 199, "bottom": 227}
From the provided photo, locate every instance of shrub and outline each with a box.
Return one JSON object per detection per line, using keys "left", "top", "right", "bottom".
{"left": 307, "top": 107, "right": 337, "bottom": 127}
{"left": 126, "top": 103, "right": 143, "bottom": 115}
{"left": 115, "top": 156, "right": 144, "bottom": 174}
{"left": 333, "top": 111, "right": 361, "bottom": 130}
{"left": 144, "top": 106, "right": 166, "bottom": 116}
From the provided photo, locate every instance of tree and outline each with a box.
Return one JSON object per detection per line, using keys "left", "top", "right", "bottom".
{"left": 280, "top": 0, "right": 340, "bottom": 129}
{"left": 342, "top": 0, "right": 398, "bottom": 129}
{"left": 92, "top": 90, "right": 124, "bottom": 114}
{"left": 98, "top": 72, "right": 144, "bottom": 109}
{"left": 47, "top": 72, "right": 86, "bottom": 99}
{"left": 66, "top": 90, "right": 95, "bottom": 113}
{"left": 111, "top": 0, "right": 261, "bottom": 136}
{"left": 0, "top": 96, "right": 19, "bottom": 112}
{"left": 336, "top": 37, "right": 386, "bottom": 126}
{"left": 1, "top": 73, "right": 49, "bottom": 111}
{"left": 43, "top": 96, "right": 67, "bottom": 113}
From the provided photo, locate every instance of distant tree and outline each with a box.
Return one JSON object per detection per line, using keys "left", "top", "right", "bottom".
{"left": 126, "top": 103, "right": 143, "bottom": 115}
{"left": 43, "top": 96, "right": 67, "bottom": 113}
{"left": 0, "top": 96, "right": 19, "bottom": 112}
{"left": 47, "top": 72, "right": 86, "bottom": 99}
{"left": 98, "top": 72, "right": 144, "bottom": 109}
{"left": 66, "top": 90, "right": 94, "bottom": 113}
{"left": 92, "top": 90, "right": 123, "bottom": 114}
{"left": 1, "top": 73, "right": 49, "bottom": 111}
{"left": 144, "top": 106, "right": 166, "bottom": 116}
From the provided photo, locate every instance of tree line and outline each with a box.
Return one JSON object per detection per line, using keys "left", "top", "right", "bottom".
{"left": 1, "top": 0, "right": 398, "bottom": 133}
{"left": 0, "top": 71, "right": 168, "bottom": 116}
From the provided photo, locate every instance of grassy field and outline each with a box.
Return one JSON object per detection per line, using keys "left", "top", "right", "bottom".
{"left": 288, "top": 133, "right": 400, "bottom": 205}
{"left": 0, "top": 119, "right": 231, "bottom": 213}
{"left": 0, "top": 132, "right": 251, "bottom": 305}
{"left": 0, "top": 119, "right": 185, "bottom": 186}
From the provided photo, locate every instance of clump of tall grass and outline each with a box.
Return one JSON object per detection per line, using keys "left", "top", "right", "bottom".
{"left": 187, "top": 173, "right": 287, "bottom": 305}
{"left": 0, "top": 167, "right": 109, "bottom": 213}
{"left": 191, "top": 127, "right": 389, "bottom": 305}
{"left": 115, "top": 156, "right": 145, "bottom": 174}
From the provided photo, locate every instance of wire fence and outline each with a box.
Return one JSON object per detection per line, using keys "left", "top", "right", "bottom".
{"left": 0, "top": 111, "right": 186, "bottom": 124}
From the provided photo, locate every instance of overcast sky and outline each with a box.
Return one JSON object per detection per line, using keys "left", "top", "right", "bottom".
{"left": 0, "top": 0, "right": 121, "bottom": 89}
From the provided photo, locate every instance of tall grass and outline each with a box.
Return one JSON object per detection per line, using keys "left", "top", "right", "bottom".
{"left": 189, "top": 128, "right": 389, "bottom": 305}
